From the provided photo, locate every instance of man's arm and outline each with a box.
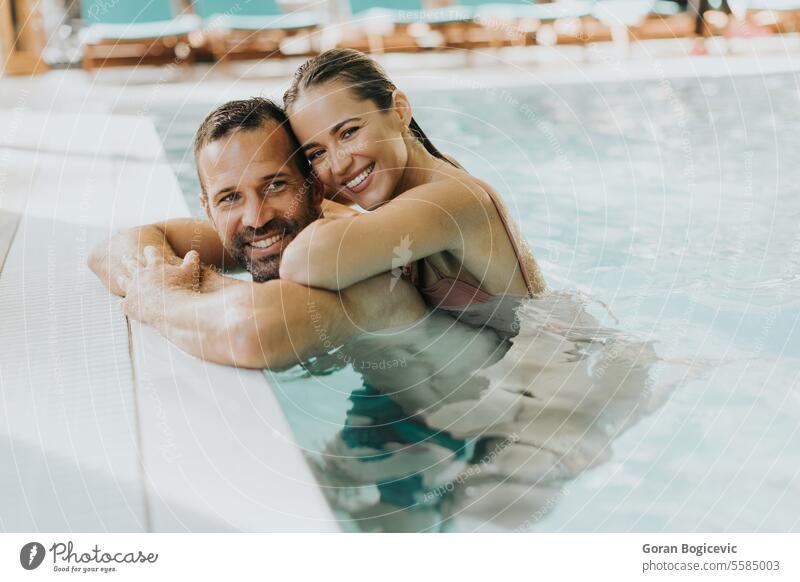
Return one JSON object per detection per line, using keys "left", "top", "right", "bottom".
{"left": 120, "top": 249, "right": 425, "bottom": 371}
{"left": 238, "top": 272, "right": 425, "bottom": 370}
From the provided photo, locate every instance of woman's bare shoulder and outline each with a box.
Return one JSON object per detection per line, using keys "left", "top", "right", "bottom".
{"left": 397, "top": 167, "right": 493, "bottom": 206}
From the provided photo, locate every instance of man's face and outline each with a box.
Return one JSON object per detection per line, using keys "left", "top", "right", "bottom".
{"left": 199, "top": 122, "right": 321, "bottom": 282}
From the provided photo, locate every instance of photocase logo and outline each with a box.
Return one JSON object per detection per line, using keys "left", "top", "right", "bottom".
{"left": 20, "top": 542, "right": 46, "bottom": 570}
{"left": 390, "top": 234, "right": 413, "bottom": 291}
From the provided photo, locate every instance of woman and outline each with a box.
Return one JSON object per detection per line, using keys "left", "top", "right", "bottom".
{"left": 279, "top": 48, "right": 544, "bottom": 310}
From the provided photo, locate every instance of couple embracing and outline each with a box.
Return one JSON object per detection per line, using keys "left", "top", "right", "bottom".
{"left": 90, "top": 48, "right": 544, "bottom": 369}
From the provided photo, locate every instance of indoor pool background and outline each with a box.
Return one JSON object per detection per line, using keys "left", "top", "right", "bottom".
{"left": 149, "top": 70, "right": 800, "bottom": 532}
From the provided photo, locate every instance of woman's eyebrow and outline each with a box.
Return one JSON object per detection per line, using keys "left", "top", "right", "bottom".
{"left": 301, "top": 117, "right": 362, "bottom": 151}
{"left": 330, "top": 116, "right": 362, "bottom": 135}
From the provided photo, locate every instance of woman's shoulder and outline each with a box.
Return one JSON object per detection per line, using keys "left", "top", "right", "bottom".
{"left": 389, "top": 176, "right": 495, "bottom": 233}
{"left": 399, "top": 166, "right": 494, "bottom": 208}
{"left": 442, "top": 153, "right": 463, "bottom": 169}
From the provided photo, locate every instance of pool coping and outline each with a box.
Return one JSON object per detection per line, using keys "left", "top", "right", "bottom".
{"left": 0, "top": 109, "right": 337, "bottom": 532}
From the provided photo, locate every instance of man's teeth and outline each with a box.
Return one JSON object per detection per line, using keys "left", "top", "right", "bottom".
{"left": 346, "top": 163, "right": 374, "bottom": 190}
{"left": 249, "top": 234, "right": 283, "bottom": 248}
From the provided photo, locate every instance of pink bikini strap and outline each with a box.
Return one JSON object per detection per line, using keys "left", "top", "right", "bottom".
{"left": 425, "top": 260, "right": 446, "bottom": 280}
{"left": 403, "top": 259, "right": 443, "bottom": 286}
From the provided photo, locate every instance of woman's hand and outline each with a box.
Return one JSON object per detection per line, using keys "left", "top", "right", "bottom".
{"left": 118, "top": 246, "right": 201, "bottom": 326}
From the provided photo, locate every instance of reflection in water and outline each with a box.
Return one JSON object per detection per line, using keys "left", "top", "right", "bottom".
{"left": 301, "top": 292, "right": 669, "bottom": 532}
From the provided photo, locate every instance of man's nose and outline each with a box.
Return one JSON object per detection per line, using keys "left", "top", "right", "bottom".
{"left": 242, "top": 196, "right": 274, "bottom": 229}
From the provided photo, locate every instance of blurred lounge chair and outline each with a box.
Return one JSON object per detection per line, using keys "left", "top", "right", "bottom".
{"left": 81, "top": 0, "right": 200, "bottom": 70}
{"left": 631, "top": 1, "right": 696, "bottom": 41}
{"left": 742, "top": 0, "right": 800, "bottom": 33}
{"left": 450, "top": 1, "right": 606, "bottom": 49}
{"left": 193, "top": 0, "right": 323, "bottom": 61}
{"left": 340, "top": 1, "right": 457, "bottom": 52}
{"left": 592, "top": 1, "right": 697, "bottom": 50}
{"left": 591, "top": 0, "right": 654, "bottom": 52}
{"left": 446, "top": 0, "right": 541, "bottom": 48}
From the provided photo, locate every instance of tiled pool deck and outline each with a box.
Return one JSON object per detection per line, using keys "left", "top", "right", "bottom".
{"left": 0, "top": 109, "right": 335, "bottom": 531}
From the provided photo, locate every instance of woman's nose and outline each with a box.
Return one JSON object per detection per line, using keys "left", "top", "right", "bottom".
{"left": 329, "top": 148, "right": 352, "bottom": 180}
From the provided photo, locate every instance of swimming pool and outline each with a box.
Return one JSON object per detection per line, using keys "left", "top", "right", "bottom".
{"left": 152, "top": 69, "right": 800, "bottom": 532}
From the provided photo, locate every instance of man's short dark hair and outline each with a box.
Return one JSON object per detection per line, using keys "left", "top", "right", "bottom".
{"left": 193, "top": 97, "right": 312, "bottom": 197}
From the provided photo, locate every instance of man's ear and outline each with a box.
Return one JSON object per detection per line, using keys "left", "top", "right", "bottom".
{"left": 200, "top": 192, "right": 213, "bottom": 222}
{"left": 392, "top": 90, "right": 413, "bottom": 129}
{"left": 197, "top": 159, "right": 215, "bottom": 223}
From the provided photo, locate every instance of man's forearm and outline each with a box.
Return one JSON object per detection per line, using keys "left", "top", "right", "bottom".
{"left": 140, "top": 277, "right": 395, "bottom": 371}
{"left": 123, "top": 258, "right": 425, "bottom": 371}
{"left": 243, "top": 275, "right": 427, "bottom": 370}
{"left": 138, "top": 279, "right": 264, "bottom": 368}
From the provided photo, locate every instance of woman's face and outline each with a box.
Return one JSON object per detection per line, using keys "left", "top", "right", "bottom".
{"left": 289, "top": 81, "right": 411, "bottom": 210}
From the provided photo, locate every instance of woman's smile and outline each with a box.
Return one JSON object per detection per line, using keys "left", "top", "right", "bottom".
{"left": 342, "top": 161, "right": 376, "bottom": 194}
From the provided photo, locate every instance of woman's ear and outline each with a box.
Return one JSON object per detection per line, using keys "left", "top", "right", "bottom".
{"left": 391, "top": 89, "right": 413, "bottom": 129}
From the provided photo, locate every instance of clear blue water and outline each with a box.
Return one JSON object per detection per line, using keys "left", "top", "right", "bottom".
{"left": 152, "top": 70, "right": 800, "bottom": 532}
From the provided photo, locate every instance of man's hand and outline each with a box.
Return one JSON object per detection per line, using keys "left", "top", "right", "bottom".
{"left": 119, "top": 246, "right": 202, "bottom": 326}
{"left": 197, "top": 263, "right": 228, "bottom": 293}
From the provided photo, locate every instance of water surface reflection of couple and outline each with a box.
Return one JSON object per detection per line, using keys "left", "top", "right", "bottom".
{"left": 295, "top": 293, "right": 667, "bottom": 532}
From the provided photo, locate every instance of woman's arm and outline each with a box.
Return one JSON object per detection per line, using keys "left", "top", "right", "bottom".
{"left": 279, "top": 181, "right": 486, "bottom": 290}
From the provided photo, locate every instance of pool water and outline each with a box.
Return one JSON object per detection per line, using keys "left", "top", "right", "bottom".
{"left": 152, "top": 70, "right": 800, "bottom": 532}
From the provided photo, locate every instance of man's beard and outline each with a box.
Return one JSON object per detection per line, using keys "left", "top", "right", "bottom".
{"left": 226, "top": 212, "right": 312, "bottom": 282}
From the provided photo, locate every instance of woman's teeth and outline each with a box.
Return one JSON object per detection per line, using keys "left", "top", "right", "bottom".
{"left": 346, "top": 163, "right": 374, "bottom": 190}
{"left": 249, "top": 234, "right": 282, "bottom": 248}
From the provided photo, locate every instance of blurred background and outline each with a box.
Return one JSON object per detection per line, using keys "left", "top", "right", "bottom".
{"left": 2, "top": 0, "right": 799, "bottom": 74}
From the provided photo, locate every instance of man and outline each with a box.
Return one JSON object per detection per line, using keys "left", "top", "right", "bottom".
{"left": 89, "top": 97, "right": 425, "bottom": 370}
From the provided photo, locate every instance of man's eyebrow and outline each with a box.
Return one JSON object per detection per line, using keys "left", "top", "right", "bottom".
{"left": 300, "top": 117, "right": 362, "bottom": 151}
{"left": 210, "top": 172, "right": 291, "bottom": 201}
{"left": 259, "top": 171, "right": 290, "bottom": 183}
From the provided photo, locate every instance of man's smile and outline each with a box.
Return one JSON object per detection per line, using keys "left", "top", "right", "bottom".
{"left": 245, "top": 232, "right": 292, "bottom": 257}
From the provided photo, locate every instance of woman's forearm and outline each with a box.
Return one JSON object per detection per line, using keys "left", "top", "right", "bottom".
{"left": 279, "top": 218, "right": 352, "bottom": 289}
